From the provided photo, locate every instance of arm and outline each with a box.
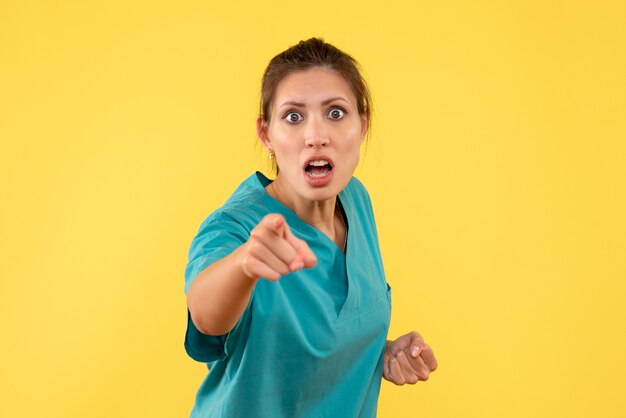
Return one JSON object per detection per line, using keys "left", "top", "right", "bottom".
{"left": 186, "top": 214, "right": 317, "bottom": 336}
{"left": 187, "top": 244, "right": 259, "bottom": 336}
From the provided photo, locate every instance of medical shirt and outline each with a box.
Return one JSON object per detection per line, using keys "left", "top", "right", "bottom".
{"left": 184, "top": 172, "right": 391, "bottom": 418}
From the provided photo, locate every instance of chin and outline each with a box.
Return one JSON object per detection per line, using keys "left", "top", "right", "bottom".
{"left": 303, "top": 175, "right": 351, "bottom": 201}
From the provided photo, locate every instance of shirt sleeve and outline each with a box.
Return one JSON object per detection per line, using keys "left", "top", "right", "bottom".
{"left": 183, "top": 214, "right": 251, "bottom": 363}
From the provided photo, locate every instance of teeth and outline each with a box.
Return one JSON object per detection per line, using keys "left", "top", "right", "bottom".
{"left": 308, "top": 160, "right": 329, "bottom": 166}
{"left": 306, "top": 171, "right": 329, "bottom": 178}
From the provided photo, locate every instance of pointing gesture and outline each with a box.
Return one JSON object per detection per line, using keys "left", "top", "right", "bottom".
{"left": 241, "top": 214, "right": 317, "bottom": 281}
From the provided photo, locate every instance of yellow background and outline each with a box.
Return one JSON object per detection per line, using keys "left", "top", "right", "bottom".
{"left": 1, "top": 1, "right": 625, "bottom": 417}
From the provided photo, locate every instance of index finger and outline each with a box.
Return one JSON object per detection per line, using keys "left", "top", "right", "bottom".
{"left": 263, "top": 214, "right": 288, "bottom": 237}
{"left": 283, "top": 224, "right": 317, "bottom": 269}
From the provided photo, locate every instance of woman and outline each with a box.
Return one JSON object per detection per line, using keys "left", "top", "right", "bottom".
{"left": 184, "top": 38, "right": 437, "bottom": 417}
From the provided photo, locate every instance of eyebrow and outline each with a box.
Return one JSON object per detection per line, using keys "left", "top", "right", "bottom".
{"left": 278, "top": 96, "right": 350, "bottom": 109}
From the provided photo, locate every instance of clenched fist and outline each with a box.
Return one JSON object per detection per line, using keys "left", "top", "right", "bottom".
{"left": 383, "top": 332, "right": 438, "bottom": 385}
{"left": 241, "top": 214, "right": 317, "bottom": 281}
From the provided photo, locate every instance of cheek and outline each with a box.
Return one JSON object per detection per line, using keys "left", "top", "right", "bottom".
{"left": 338, "top": 128, "right": 364, "bottom": 154}
{"left": 269, "top": 129, "right": 297, "bottom": 151}
{"left": 341, "top": 122, "right": 364, "bottom": 142}
{"left": 337, "top": 143, "right": 362, "bottom": 175}
{"left": 273, "top": 144, "right": 301, "bottom": 170}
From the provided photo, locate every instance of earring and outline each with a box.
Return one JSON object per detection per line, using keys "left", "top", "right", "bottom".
{"left": 268, "top": 150, "right": 274, "bottom": 160}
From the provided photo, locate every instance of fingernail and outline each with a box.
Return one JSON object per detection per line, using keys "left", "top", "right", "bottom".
{"left": 291, "top": 262, "right": 304, "bottom": 271}
{"left": 411, "top": 346, "right": 420, "bottom": 357}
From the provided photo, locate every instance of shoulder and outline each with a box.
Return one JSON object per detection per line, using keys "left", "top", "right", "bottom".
{"left": 341, "top": 176, "right": 374, "bottom": 211}
{"left": 198, "top": 172, "right": 272, "bottom": 234}
{"left": 345, "top": 176, "right": 368, "bottom": 194}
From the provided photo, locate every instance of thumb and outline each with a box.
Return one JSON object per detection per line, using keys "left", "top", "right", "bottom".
{"left": 407, "top": 332, "right": 425, "bottom": 358}
{"left": 388, "top": 332, "right": 422, "bottom": 356}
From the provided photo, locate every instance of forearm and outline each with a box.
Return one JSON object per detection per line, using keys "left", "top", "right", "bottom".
{"left": 187, "top": 244, "right": 258, "bottom": 336}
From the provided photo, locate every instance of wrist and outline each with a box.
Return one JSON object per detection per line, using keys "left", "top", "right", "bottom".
{"left": 235, "top": 244, "right": 260, "bottom": 282}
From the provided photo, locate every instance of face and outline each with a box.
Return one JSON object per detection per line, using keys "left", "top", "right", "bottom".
{"left": 257, "top": 67, "right": 368, "bottom": 204}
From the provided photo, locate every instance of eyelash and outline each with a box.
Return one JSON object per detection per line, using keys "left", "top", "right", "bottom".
{"left": 283, "top": 111, "right": 304, "bottom": 123}
{"left": 282, "top": 107, "right": 347, "bottom": 123}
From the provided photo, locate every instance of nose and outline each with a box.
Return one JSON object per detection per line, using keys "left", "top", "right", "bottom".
{"left": 304, "top": 116, "right": 329, "bottom": 148}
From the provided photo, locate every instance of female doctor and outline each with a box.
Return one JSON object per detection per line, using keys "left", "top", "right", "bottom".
{"left": 184, "top": 38, "right": 437, "bottom": 417}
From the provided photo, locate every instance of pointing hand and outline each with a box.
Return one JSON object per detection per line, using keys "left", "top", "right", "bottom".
{"left": 241, "top": 214, "right": 317, "bottom": 281}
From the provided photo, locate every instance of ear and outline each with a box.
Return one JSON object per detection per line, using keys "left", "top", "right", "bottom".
{"left": 359, "top": 111, "right": 369, "bottom": 144}
{"left": 256, "top": 116, "right": 272, "bottom": 152}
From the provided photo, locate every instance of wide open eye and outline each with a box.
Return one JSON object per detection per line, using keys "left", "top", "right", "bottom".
{"left": 328, "top": 108, "right": 345, "bottom": 120}
{"left": 284, "top": 111, "right": 303, "bottom": 123}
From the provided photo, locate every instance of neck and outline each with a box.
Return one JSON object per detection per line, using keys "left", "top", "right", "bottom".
{"left": 268, "top": 176, "right": 335, "bottom": 229}
{"left": 266, "top": 175, "right": 346, "bottom": 251}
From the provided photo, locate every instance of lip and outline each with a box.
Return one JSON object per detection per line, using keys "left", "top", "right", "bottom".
{"left": 302, "top": 155, "right": 335, "bottom": 169}
{"left": 302, "top": 155, "right": 335, "bottom": 187}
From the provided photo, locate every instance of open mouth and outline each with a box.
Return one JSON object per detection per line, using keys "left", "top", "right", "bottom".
{"left": 304, "top": 159, "right": 334, "bottom": 178}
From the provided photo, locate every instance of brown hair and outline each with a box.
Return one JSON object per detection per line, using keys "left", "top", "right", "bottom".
{"left": 259, "top": 38, "right": 372, "bottom": 131}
